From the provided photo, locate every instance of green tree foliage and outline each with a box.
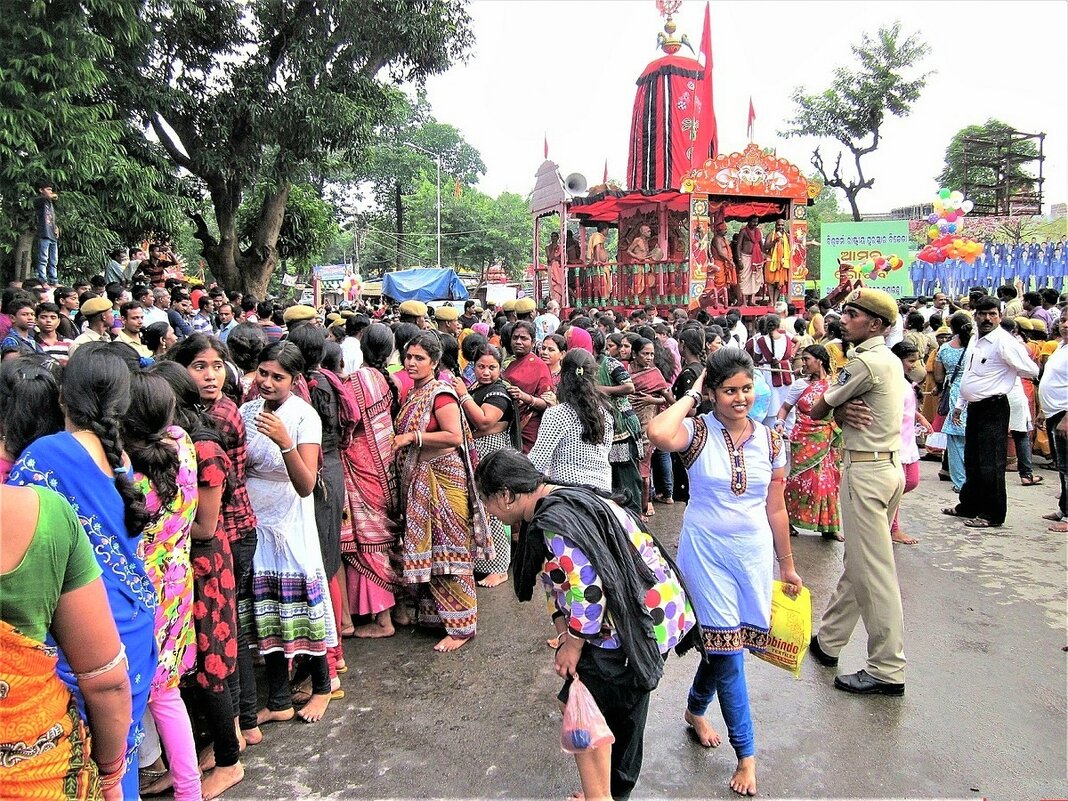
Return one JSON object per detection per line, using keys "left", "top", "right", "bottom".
{"left": 358, "top": 181, "right": 530, "bottom": 280}
{"left": 111, "top": 0, "right": 475, "bottom": 296}
{"left": 937, "top": 120, "right": 1040, "bottom": 215}
{"left": 781, "top": 22, "right": 931, "bottom": 222}
{"left": 337, "top": 93, "right": 487, "bottom": 270}
{"left": 805, "top": 177, "right": 849, "bottom": 275}
{"left": 238, "top": 182, "right": 339, "bottom": 275}
{"left": 0, "top": 0, "right": 185, "bottom": 281}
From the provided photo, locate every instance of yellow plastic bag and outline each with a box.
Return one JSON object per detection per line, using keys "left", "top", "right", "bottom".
{"left": 753, "top": 581, "right": 811, "bottom": 678}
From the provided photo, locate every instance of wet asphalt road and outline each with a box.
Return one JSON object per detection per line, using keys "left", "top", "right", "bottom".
{"left": 209, "top": 458, "right": 1066, "bottom": 800}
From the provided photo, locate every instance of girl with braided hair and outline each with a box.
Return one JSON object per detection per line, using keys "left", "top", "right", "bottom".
{"left": 126, "top": 371, "right": 201, "bottom": 800}
{"left": 151, "top": 361, "right": 245, "bottom": 799}
{"left": 7, "top": 341, "right": 157, "bottom": 800}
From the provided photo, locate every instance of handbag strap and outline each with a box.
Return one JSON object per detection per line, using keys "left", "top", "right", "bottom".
{"left": 946, "top": 349, "right": 965, "bottom": 387}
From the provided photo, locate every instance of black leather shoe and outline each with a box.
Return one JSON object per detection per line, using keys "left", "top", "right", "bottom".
{"left": 833, "top": 669, "right": 904, "bottom": 696}
{"left": 809, "top": 636, "right": 838, "bottom": 667}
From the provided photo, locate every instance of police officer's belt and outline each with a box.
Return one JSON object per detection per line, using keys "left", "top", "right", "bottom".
{"left": 844, "top": 450, "right": 896, "bottom": 462}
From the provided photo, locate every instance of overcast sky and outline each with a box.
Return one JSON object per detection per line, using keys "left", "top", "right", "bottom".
{"left": 423, "top": 0, "right": 1067, "bottom": 215}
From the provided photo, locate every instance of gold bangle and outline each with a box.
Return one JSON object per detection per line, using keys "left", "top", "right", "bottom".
{"left": 776, "top": 552, "right": 793, "bottom": 562}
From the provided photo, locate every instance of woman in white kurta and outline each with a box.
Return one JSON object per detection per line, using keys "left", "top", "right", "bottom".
{"left": 648, "top": 348, "right": 801, "bottom": 797}
{"left": 240, "top": 341, "right": 338, "bottom": 724}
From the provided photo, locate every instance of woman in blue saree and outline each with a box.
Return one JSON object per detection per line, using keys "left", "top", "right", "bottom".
{"left": 7, "top": 343, "right": 157, "bottom": 800}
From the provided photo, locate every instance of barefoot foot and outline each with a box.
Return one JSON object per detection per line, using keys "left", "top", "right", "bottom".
{"left": 891, "top": 531, "right": 919, "bottom": 545}
{"left": 392, "top": 608, "right": 413, "bottom": 627}
{"left": 353, "top": 621, "right": 396, "bottom": 638}
{"left": 730, "top": 757, "right": 757, "bottom": 796}
{"left": 202, "top": 763, "right": 245, "bottom": 800}
{"left": 256, "top": 707, "right": 295, "bottom": 726}
{"left": 683, "top": 709, "right": 721, "bottom": 747}
{"left": 477, "top": 572, "right": 509, "bottom": 588}
{"left": 241, "top": 727, "right": 262, "bottom": 746}
{"left": 296, "top": 693, "right": 331, "bottom": 723}
{"left": 141, "top": 770, "right": 173, "bottom": 797}
{"left": 433, "top": 635, "right": 469, "bottom": 652}
{"left": 198, "top": 744, "right": 216, "bottom": 772}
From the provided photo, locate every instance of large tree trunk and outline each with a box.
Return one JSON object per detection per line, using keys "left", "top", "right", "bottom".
{"left": 192, "top": 177, "right": 243, "bottom": 291}
{"left": 238, "top": 182, "right": 291, "bottom": 298}
{"left": 846, "top": 192, "right": 862, "bottom": 221}
{"left": 194, "top": 177, "right": 290, "bottom": 298}
{"left": 13, "top": 230, "right": 34, "bottom": 282}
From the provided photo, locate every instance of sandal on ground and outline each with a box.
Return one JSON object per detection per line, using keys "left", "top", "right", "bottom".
{"left": 1021, "top": 475, "right": 1044, "bottom": 486}
{"left": 1042, "top": 512, "right": 1064, "bottom": 521}
{"left": 964, "top": 517, "right": 999, "bottom": 528}
{"left": 941, "top": 506, "right": 966, "bottom": 517}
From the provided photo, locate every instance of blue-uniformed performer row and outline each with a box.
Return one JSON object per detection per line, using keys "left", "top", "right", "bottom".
{"left": 911, "top": 239, "right": 1068, "bottom": 298}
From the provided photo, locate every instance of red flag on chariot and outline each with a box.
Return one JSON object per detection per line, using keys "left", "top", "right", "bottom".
{"left": 692, "top": 2, "right": 718, "bottom": 163}
{"left": 747, "top": 97, "right": 756, "bottom": 140}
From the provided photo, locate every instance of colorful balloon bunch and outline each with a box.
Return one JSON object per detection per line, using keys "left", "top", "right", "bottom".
{"left": 342, "top": 273, "right": 362, "bottom": 301}
{"left": 917, "top": 188, "right": 984, "bottom": 264}
{"left": 858, "top": 254, "right": 906, "bottom": 279}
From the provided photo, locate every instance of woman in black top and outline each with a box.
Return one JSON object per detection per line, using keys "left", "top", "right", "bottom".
{"left": 454, "top": 344, "right": 520, "bottom": 587}
{"left": 287, "top": 325, "right": 348, "bottom": 676}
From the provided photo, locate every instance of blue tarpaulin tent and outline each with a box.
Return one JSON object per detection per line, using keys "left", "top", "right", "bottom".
{"left": 381, "top": 268, "right": 468, "bottom": 302}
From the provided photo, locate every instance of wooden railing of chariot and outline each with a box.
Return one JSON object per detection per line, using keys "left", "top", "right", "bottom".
{"left": 568, "top": 260, "right": 690, "bottom": 307}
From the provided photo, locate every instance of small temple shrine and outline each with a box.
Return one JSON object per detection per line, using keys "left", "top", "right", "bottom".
{"left": 529, "top": 0, "right": 820, "bottom": 312}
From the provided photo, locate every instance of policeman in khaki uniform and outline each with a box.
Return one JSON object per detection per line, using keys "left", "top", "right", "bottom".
{"left": 433, "top": 304, "right": 461, "bottom": 336}
{"left": 398, "top": 299, "right": 428, "bottom": 329}
{"left": 807, "top": 288, "right": 908, "bottom": 696}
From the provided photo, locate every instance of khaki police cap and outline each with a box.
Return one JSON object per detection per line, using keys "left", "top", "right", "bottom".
{"left": 843, "top": 287, "right": 897, "bottom": 325}
{"left": 80, "top": 297, "right": 112, "bottom": 317}
{"left": 398, "top": 300, "right": 428, "bottom": 317}
{"left": 326, "top": 313, "right": 343, "bottom": 325}
{"left": 934, "top": 324, "right": 952, "bottom": 337}
{"left": 502, "top": 299, "right": 517, "bottom": 312}
{"left": 340, "top": 310, "right": 355, "bottom": 319}
{"left": 1018, "top": 317, "right": 1042, "bottom": 332}
{"left": 514, "top": 297, "right": 536, "bottom": 315}
{"left": 435, "top": 305, "right": 459, "bottom": 321}
{"left": 282, "top": 304, "right": 317, "bottom": 324}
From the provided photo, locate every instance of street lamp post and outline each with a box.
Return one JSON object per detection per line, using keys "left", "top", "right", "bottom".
{"left": 404, "top": 141, "right": 442, "bottom": 268}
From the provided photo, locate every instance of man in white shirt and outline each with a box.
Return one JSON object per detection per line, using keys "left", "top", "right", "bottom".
{"left": 340, "top": 314, "right": 368, "bottom": 371}
{"left": 1039, "top": 304, "right": 1068, "bottom": 531}
{"left": 532, "top": 299, "right": 561, "bottom": 343}
{"left": 725, "top": 309, "right": 747, "bottom": 349}
{"left": 135, "top": 285, "right": 168, "bottom": 327}
{"left": 944, "top": 296, "right": 1039, "bottom": 528}
{"left": 884, "top": 304, "right": 905, "bottom": 348}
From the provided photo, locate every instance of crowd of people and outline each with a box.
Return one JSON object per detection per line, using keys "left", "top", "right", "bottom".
{"left": 1, "top": 264, "right": 1065, "bottom": 801}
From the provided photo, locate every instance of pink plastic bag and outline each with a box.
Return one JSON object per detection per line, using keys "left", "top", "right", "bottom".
{"left": 560, "top": 678, "right": 616, "bottom": 754}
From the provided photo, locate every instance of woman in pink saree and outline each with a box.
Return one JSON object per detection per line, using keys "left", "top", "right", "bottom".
{"left": 336, "top": 324, "right": 402, "bottom": 638}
